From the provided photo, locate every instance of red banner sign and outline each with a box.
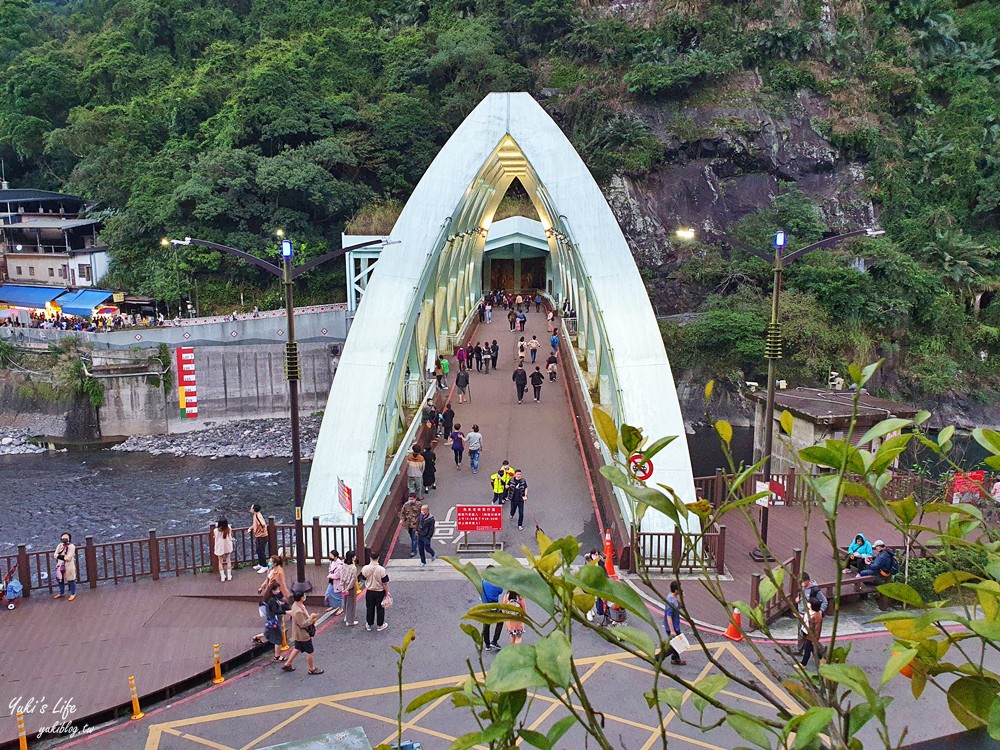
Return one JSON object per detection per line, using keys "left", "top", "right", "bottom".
{"left": 456, "top": 504, "right": 503, "bottom": 533}
{"left": 338, "top": 478, "right": 353, "bottom": 516}
{"left": 952, "top": 470, "right": 985, "bottom": 503}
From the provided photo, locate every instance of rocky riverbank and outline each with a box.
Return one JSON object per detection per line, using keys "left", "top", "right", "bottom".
{"left": 110, "top": 416, "right": 322, "bottom": 459}
{"left": 0, "top": 428, "right": 48, "bottom": 455}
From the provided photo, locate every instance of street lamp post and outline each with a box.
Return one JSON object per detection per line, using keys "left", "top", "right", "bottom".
{"left": 675, "top": 226, "right": 884, "bottom": 561}
{"left": 163, "top": 233, "right": 392, "bottom": 593}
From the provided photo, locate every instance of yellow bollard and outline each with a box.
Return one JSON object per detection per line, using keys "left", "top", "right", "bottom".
{"left": 17, "top": 712, "right": 27, "bottom": 750}
{"left": 129, "top": 675, "right": 144, "bottom": 720}
{"left": 280, "top": 618, "right": 290, "bottom": 651}
{"left": 212, "top": 643, "right": 225, "bottom": 684}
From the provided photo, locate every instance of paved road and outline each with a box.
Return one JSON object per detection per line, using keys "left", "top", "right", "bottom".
{"left": 399, "top": 307, "right": 603, "bottom": 561}
{"left": 56, "top": 568, "right": 981, "bottom": 750}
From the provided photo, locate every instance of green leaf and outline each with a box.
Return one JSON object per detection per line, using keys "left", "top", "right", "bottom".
{"left": 535, "top": 631, "right": 572, "bottom": 689}
{"left": 606, "top": 625, "right": 656, "bottom": 657}
{"left": 727, "top": 715, "right": 771, "bottom": 750}
{"left": 482, "top": 566, "right": 555, "bottom": 615}
{"left": 780, "top": 409, "right": 795, "bottom": 436}
{"left": 934, "top": 571, "right": 979, "bottom": 593}
{"left": 881, "top": 648, "right": 917, "bottom": 686}
{"left": 972, "top": 427, "right": 1000, "bottom": 456}
{"left": 442, "top": 556, "right": 483, "bottom": 595}
{"left": 888, "top": 496, "right": 919, "bottom": 524}
{"left": 793, "top": 706, "right": 835, "bottom": 749}
{"left": 715, "top": 420, "right": 733, "bottom": 446}
{"left": 624, "top": 484, "right": 680, "bottom": 524}
{"left": 645, "top": 688, "right": 684, "bottom": 712}
{"left": 938, "top": 425, "right": 955, "bottom": 447}
{"left": 858, "top": 361, "right": 881, "bottom": 387}
{"left": 989, "top": 695, "right": 1000, "bottom": 741}
{"left": 877, "top": 582, "right": 925, "bottom": 608}
{"left": 799, "top": 446, "right": 844, "bottom": 470}
{"left": 819, "top": 663, "right": 875, "bottom": 702}
{"left": 450, "top": 731, "right": 488, "bottom": 750}
{"left": 600, "top": 464, "right": 632, "bottom": 490}
{"left": 544, "top": 536, "right": 580, "bottom": 564}
{"left": 406, "top": 686, "right": 463, "bottom": 713}
{"left": 639, "top": 435, "right": 678, "bottom": 465}
{"left": 621, "top": 424, "right": 644, "bottom": 454}
{"left": 592, "top": 407, "right": 619, "bottom": 454}
{"left": 704, "top": 380, "right": 715, "bottom": 401}
{"left": 870, "top": 433, "right": 913, "bottom": 474}
{"left": 691, "top": 674, "right": 728, "bottom": 713}
{"left": 565, "top": 565, "right": 654, "bottom": 626}
{"left": 858, "top": 418, "right": 912, "bottom": 447}
{"left": 968, "top": 619, "right": 1000, "bottom": 640}
{"left": 947, "top": 676, "right": 995, "bottom": 729}
{"left": 519, "top": 730, "right": 550, "bottom": 750}
{"left": 914, "top": 410, "right": 931, "bottom": 425}
{"left": 485, "top": 644, "right": 547, "bottom": 692}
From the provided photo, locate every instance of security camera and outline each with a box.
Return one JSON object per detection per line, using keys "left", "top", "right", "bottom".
{"left": 745, "top": 381, "right": 759, "bottom": 391}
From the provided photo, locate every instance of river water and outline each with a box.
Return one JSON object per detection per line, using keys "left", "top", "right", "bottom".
{"left": 0, "top": 451, "right": 300, "bottom": 557}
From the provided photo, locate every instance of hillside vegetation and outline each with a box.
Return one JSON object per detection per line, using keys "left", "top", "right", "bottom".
{"left": 2, "top": 0, "right": 999, "bottom": 400}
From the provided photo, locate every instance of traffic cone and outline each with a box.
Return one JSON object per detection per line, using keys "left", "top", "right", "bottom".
{"left": 603, "top": 529, "right": 619, "bottom": 581}
{"left": 722, "top": 606, "right": 744, "bottom": 642}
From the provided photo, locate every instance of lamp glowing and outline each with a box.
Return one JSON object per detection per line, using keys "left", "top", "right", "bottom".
{"left": 280, "top": 239, "right": 293, "bottom": 258}
{"left": 675, "top": 227, "right": 696, "bottom": 241}
{"left": 774, "top": 230, "right": 787, "bottom": 248}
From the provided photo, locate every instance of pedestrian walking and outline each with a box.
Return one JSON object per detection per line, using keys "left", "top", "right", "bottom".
{"left": 517, "top": 336, "right": 527, "bottom": 361}
{"left": 450, "top": 423, "right": 466, "bottom": 468}
{"left": 534, "top": 294, "right": 542, "bottom": 312}
{"left": 512, "top": 364, "right": 528, "bottom": 403}
{"left": 53, "top": 532, "right": 77, "bottom": 600}
{"left": 324, "top": 550, "right": 344, "bottom": 613}
{"left": 482, "top": 569, "right": 504, "bottom": 651}
{"left": 490, "top": 340, "right": 499, "bottom": 370}
{"left": 550, "top": 331, "right": 560, "bottom": 353}
{"left": 282, "top": 592, "right": 323, "bottom": 674}
{"left": 517, "top": 311, "right": 526, "bottom": 331}
{"left": 485, "top": 302, "right": 492, "bottom": 323}
{"left": 490, "top": 460, "right": 514, "bottom": 504}
{"left": 546, "top": 310, "right": 555, "bottom": 333}
{"left": 528, "top": 335, "right": 540, "bottom": 363}
{"left": 506, "top": 469, "right": 528, "bottom": 530}
{"left": 215, "top": 517, "right": 234, "bottom": 582}
{"left": 456, "top": 369, "right": 470, "bottom": 403}
{"left": 530, "top": 366, "right": 544, "bottom": 403}
{"left": 360, "top": 551, "right": 391, "bottom": 632}
{"left": 254, "top": 582, "right": 291, "bottom": 661}
{"left": 251, "top": 504, "right": 269, "bottom": 572}
{"left": 508, "top": 309, "right": 517, "bottom": 332}
{"left": 504, "top": 591, "right": 526, "bottom": 644}
{"left": 258, "top": 555, "right": 290, "bottom": 599}
{"left": 466, "top": 424, "right": 483, "bottom": 474}
{"left": 422, "top": 443, "right": 437, "bottom": 493}
{"left": 474, "top": 343, "right": 484, "bottom": 372}
{"left": 657, "top": 582, "right": 688, "bottom": 666}
{"left": 792, "top": 574, "right": 828, "bottom": 656}
{"left": 399, "top": 492, "right": 421, "bottom": 557}
{"left": 515, "top": 294, "right": 523, "bottom": 312}
{"left": 439, "top": 356, "right": 450, "bottom": 388}
{"left": 478, "top": 302, "right": 486, "bottom": 323}
{"left": 418, "top": 504, "right": 437, "bottom": 565}
{"left": 422, "top": 399, "right": 437, "bottom": 432}
{"left": 800, "top": 598, "right": 825, "bottom": 668}
{"left": 434, "top": 359, "right": 444, "bottom": 389}
{"left": 546, "top": 352, "right": 558, "bottom": 381}
{"left": 456, "top": 345, "right": 467, "bottom": 372}
{"left": 404, "top": 445, "right": 425, "bottom": 498}
{"left": 341, "top": 551, "right": 359, "bottom": 626}
{"left": 441, "top": 404, "right": 455, "bottom": 441}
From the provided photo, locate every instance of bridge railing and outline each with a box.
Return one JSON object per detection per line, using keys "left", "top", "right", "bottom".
{"left": 633, "top": 523, "right": 726, "bottom": 575}
{"left": 3, "top": 516, "right": 363, "bottom": 598}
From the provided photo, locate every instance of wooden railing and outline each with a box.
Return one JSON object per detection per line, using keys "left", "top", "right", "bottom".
{"left": 695, "top": 468, "right": 941, "bottom": 508}
{"left": 633, "top": 523, "right": 726, "bottom": 575}
{"left": 2, "top": 516, "right": 364, "bottom": 599}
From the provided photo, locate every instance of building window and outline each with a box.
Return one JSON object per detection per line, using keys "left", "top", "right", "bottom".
{"left": 15, "top": 266, "right": 22, "bottom": 275}
{"left": 48, "top": 268, "right": 55, "bottom": 277}
{"left": 79, "top": 264, "right": 92, "bottom": 282}
{"left": 29, "top": 267, "right": 35, "bottom": 276}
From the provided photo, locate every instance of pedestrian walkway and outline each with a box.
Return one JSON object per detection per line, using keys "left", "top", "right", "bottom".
{"left": 397, "top": 306, "right": 602, "bottom": 561}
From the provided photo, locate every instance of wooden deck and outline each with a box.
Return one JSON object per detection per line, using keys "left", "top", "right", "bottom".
{"left": 0, "top": 564, "right": 332, "bottom": 746}
{"left": 652, "top": 504, "right": 907, "bottom": 628}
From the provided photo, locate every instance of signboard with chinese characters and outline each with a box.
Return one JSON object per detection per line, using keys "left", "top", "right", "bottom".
{"left": 175, "top": 346, "right": 197, "bottom": 419}
{"left": 455, "top": 504, "right": 503, "bottom": 533}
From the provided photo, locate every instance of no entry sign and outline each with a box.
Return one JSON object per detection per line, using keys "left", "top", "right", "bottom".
{"left": 456, "top": 504, "right": 504, "bottom": 533}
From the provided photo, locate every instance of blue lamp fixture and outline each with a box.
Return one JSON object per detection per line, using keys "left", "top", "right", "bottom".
{"left": 280, "top": 239, "right": 293, "bottom": 258}
{"left": 774, "top": 230, "right": 786, "bottom": 249}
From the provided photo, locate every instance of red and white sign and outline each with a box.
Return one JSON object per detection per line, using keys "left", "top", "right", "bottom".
{"left": 338, "top": 478, "right": 353, "bottom": 515}
{"left": 456, "top": 505, "right": 503, "bottom": 533}
{"left": 175, "top": 346, "right": 197, "bottom": 419}
{"left": 952, "top": 470, "right": 985, "bottom": 504}
{"left": 629, "top": 454, "right": 654, "bottom": 481}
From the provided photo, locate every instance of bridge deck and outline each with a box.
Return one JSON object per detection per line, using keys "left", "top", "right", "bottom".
{"left": 393, "top": 307, "right": 603, "bottom": 560}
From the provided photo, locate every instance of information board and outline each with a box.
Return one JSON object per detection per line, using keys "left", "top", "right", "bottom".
{"left": 456, "top": 504, "right": 503, "bottom": 533}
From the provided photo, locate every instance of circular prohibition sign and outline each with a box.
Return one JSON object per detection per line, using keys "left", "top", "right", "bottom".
{"left": 629, "top": 453, "right": 654, "bottom": 480}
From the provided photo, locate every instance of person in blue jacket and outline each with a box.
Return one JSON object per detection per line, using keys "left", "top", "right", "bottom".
{"left": 859, "top": 540, "right": 898, "bottom": 579}
{"left": 843, "top": 533, "right": 873, "bottom": 574}
{"left": 481, "top": 568, "right": 504, "bottom": 651}
{"left": 658, "top": 582, "right": 687, "bottom": 666}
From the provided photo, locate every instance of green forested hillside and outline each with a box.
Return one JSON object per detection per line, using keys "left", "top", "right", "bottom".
{"left": 2, "top": 0, "right": 999, "bottom": 399}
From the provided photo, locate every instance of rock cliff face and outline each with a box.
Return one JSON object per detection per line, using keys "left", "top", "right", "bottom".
{"left": 603, "top": 83, "right": 877, "bottom": 315}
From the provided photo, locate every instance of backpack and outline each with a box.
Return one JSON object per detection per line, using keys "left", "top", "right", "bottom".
{"left": 258, "top": 601, "right": 267, "bottom": 618}
{"left": 885, "top": 550, "right": 899, "bottom": 576}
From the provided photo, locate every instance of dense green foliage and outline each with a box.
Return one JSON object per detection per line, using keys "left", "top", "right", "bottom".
{"left": 2, "top": 0, "right": 1000, "bottom": 396}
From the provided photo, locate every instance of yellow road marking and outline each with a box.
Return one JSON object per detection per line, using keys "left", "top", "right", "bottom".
{"left": 323, "top": 701, "right": 459, "bottom": 743}
{"left": 376, "top": 679, "right": 465, "bottom": 748}
{"left": 639, "top": 658, "right": 716, "bottom": 750}
{"left": 664, "top": 729, "right": 729, "bottom": 750}
{"left": 719, "top": 688, "right": 775, "bottom": 709}
{"left": 519, "top": 658, "right": 606, "bottom": 743}
{"left": 239, "top": 704, "right": 316, "bottom": 750}
{"left": 160, "top": 726, "right": 236, "bottom": 750}
{"left": 721, "top": 642, "right": 802, "bottom": 715}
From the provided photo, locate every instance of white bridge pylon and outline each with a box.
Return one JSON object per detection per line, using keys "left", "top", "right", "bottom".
{"left": 304, "top": 92, "right": 697, "bottom": 536}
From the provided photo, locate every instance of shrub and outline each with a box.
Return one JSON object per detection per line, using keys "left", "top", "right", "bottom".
{"left": 905, "top": 546, "right": 986, "bottom": 603}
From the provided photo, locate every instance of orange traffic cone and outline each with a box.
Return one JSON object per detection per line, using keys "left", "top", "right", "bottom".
{"left": 723, "top": 606, "right": 744, "bottom": 642}
{"left": 603, "top": 529, "right": 619, "bottom": 581}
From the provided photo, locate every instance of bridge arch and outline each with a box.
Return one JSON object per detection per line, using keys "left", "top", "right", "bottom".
{"left": 304, "top": 93, "right": 696, "bottom": 535}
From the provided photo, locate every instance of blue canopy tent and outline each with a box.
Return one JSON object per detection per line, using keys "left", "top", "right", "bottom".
{"left": 0, "top": 284, "right": 66, "bottom": 309}
{"left": 53, "top": 289, "right": 114, "bottom": 317}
